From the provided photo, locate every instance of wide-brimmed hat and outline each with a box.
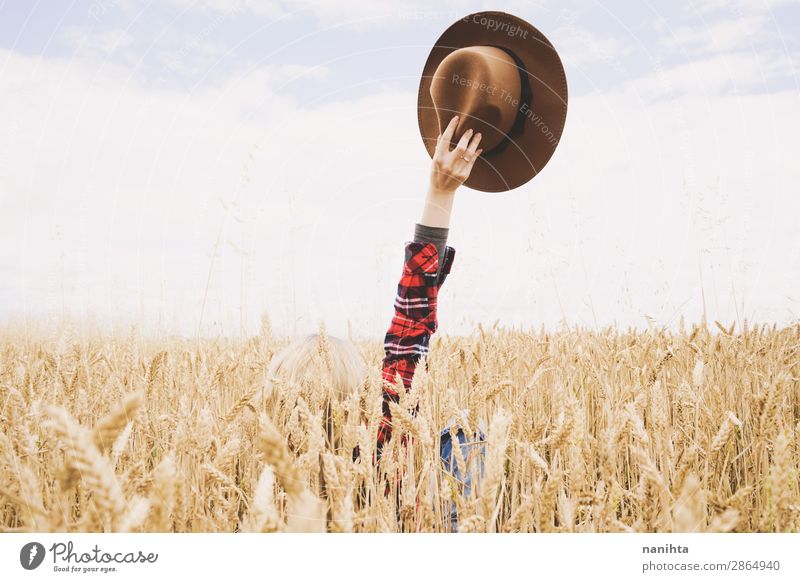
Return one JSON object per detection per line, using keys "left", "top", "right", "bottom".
{"left": 417, "top": 11, "right": 568, "bottom": 192}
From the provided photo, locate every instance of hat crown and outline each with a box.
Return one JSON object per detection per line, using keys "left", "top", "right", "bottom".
{"left": 429, "top": 45, "right": 522, "bottom": 153}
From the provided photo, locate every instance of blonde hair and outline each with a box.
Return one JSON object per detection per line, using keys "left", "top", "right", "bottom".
{"left": 261, "top": 332, "right": 365, "bottom": 452}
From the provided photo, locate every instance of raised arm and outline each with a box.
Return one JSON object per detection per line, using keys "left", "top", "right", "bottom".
{"left": 377, "top": 116, "right": 482, "bottom": 456}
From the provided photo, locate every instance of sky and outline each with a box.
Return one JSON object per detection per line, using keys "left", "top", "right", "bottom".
{"left": 0, "top": 0, "right": 798, "bottom": 340}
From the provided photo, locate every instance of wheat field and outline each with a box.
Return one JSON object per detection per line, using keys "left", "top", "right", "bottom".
{"left": 1, "top": 318, "right": 798, "bottom": 533}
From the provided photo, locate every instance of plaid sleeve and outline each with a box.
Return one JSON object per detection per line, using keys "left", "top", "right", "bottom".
{"left": 377, "top": 241, "right": 456, "bottom": 455}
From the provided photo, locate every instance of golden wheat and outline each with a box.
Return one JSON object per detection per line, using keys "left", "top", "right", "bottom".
{"left": 0, "top": 320, "right": 798, "bottom": 532}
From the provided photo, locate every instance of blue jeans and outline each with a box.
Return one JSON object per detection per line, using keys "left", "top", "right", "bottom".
{"left": 439, "top": 424, "right": 486, "bottom": 532}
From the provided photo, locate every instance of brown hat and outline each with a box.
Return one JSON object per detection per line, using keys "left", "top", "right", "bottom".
{"left": 418, "top": 11, "right": 568, "bottom": 192}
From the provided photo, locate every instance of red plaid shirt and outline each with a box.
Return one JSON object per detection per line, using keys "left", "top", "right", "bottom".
{"left": 376, "top": 241, "right": 456, "bottom": 457}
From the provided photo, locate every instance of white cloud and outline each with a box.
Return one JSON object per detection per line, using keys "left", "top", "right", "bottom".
{"left": 551, "top": 23, "right": 632, "bottom": 68}
{"left": 163, "top": 0, "right": 284, "bottom": 19}
{"left": 62, "top": 25, "right": 134, "bottom": 58}
{"left": 689, "top": 0, "right": 797, "bottom": 16}
{"left": 0, "top": 40, "right": 798, "bottom": 339}
{"left": 657, "top": 0, "right": 798, "bottom": 65}
{"left": 162, "top": 0, "right": 478, "bottom": 28}
{"left": 628, "top": 51, "right": 794, "bottom": 98}
{"left": 659, "top": 13, "right": 769, "bottom": 55}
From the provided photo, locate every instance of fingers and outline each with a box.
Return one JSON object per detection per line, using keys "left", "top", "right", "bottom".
{"left": 454, "top": 128, "right": 474, "bottom": 154}
{"left": 437, "top": 115, "right": 459, "bottom": 153}
{"left": 466, "top": 132, "right": 482, "bottom": 156}
{"left": 430, "top": 116, "right": 485, "bottom": 191}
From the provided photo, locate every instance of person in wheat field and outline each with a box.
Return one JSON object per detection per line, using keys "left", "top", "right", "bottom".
{"left": 377, "top": 8, "right": 569, "bottom": 510}
{"left": 376, "top": 114, "right": 480, "bottom": 460}
{"left": 261, "top": 11, "right": 568, "bottom": 530}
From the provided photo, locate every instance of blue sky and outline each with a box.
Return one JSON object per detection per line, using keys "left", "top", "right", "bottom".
{"left": 1, "top": 0, "right": 798, "bottom": 338}
{"left": 3, "top": 1, "right": 797, "bottom": 95}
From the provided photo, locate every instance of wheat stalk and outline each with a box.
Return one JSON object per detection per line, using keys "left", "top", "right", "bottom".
{"left": 44, "top": 406, "right": 128, "bottom": 531}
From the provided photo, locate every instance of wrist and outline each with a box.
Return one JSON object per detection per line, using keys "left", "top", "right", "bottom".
{"left": 420, "top": 187, "right": 455, "bottom": 228}
{"left": 427, "top": 184, "right": 457, "bottom": 198}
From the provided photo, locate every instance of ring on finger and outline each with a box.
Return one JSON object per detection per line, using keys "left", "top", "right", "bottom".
{"left": 460, "top": 155, "right": 471, "bottom": 163}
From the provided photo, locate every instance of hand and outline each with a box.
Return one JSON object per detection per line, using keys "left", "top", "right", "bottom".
{"left": 429, "top": 115, "right": 484, "bottom": 195}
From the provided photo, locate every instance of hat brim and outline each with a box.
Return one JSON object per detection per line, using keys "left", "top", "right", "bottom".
{"left": 418, "top": 12, "right": 568, "bottom": 192}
